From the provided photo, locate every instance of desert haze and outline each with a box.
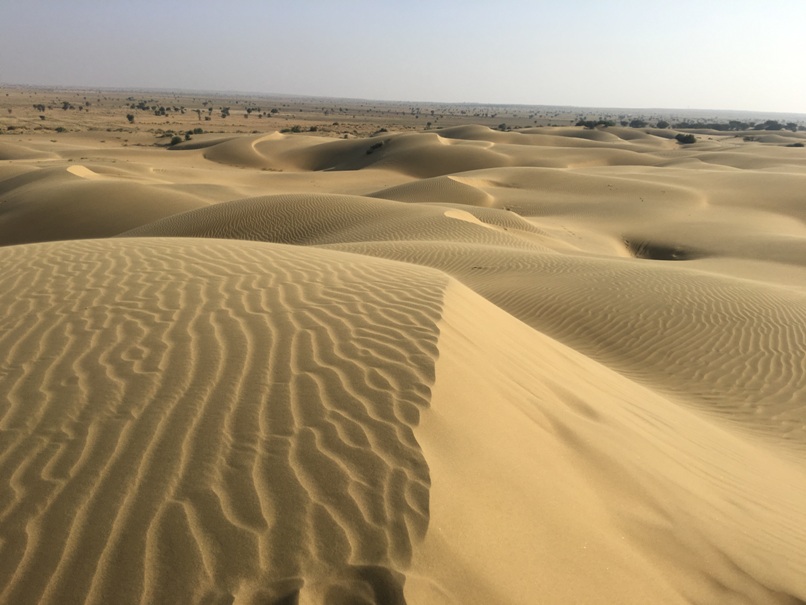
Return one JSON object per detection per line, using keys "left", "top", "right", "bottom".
{"left": 1, "top": 87, "right": 805, "bottom": 605}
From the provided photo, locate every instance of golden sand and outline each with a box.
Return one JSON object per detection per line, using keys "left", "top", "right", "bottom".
{"left": 1, "top": 101, "right": 805, "bottom": 603}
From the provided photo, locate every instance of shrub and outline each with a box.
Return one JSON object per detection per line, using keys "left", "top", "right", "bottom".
{"left": 675, "top": 133, "right": 697, "bottom": 144}
{"left": 170, "top": 135, "right": 182, "bottom": 146}
{"left": 576, "top": 119, "right": 615, "bottom": 129}
{"left": 366, "top": 141, "right": 384, "bottom": 155}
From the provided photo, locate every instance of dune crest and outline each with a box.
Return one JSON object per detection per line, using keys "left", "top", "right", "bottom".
{"left": 412, "top": 280, "right": 806, "bottom": 604}
{"left": 0, "top": 238, "right": 447, "bottom": 604}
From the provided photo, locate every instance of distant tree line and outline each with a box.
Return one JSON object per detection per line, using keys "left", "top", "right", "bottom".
{"left": 123, "top": 100, "right": 285, "bottom": 123}
{"left": 127, "top": 99, "right": 187, "bottom": 115}
{"left": 577, "top": 117, "right": 803, "bottom": 132}
{"left": 669, "top": 119, "right": 800, "bottom": 132}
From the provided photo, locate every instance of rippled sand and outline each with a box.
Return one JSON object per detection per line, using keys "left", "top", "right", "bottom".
{"left": 1, "top": 123, "right": 805, "bottom": 604}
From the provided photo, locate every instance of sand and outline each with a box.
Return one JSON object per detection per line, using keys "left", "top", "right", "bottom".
{"left": 1, "top": 100, "right": 805, "bottom": 604}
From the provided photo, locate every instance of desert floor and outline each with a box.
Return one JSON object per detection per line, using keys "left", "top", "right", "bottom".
{"left": 1, "top": 88, "right": 805, "bottom": 604}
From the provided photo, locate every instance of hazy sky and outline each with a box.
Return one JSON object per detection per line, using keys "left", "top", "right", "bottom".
{"left": 2, "top": 0, "right": 804, "bottom": 113}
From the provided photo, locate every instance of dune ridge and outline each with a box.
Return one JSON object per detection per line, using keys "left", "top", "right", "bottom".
{"left": 0, "top": 238, "right": 447, "bottom": 604}
{"left": 322, "top": 240, "right": 806, "bottom": 443}
{"left": 412, "top": 280, "right": 806, "bottom": 604}
{"left": 120, "top": 189, "right": 806, "bottom": 445}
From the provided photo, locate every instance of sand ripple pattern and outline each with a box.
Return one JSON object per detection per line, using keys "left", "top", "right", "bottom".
{"left": 322, "top": 240, "right": 806, "bottom": 444}
{"left": 120, "top": 187, "right": 806, "bottom": 445}
{"left": 0, "top": 238, "right": 446, "bottom": 604}
{"left": 120, "top": 193, "right": 549, "bottom": 252}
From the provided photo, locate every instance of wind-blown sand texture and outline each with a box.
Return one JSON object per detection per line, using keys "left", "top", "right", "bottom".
{"left": 1, "top": 122, "right": 806, "bottom": 604}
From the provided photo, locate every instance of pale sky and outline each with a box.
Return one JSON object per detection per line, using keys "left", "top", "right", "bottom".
{"left": 2, "top": 0, "right": 804, "bottom": 114}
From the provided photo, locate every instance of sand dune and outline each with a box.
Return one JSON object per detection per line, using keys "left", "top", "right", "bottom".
{"left": 0, "top": 238, "right": 446, "bottom": 604}
{"left": 1, "top": 121, "right": 805, "bottom": 604}
{"left": 0, "top": 165, "right": 209, "bottom": 246}
{"left": 0, "top": 141, "right": 59, "bottom": 161}
{"left": 318, "top": 240, "right": 806, "bottom": 441}
{"left": 120, "top": 193, "right": 549, "bottom": 253}
{"left": 414, "top": 280, "right": 806, "bottom": 605}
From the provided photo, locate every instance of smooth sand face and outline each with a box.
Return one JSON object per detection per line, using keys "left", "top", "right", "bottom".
{"left": 1, "top": 94, "right": 806, "bottom": 604}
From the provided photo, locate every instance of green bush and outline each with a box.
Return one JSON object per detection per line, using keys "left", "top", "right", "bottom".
{"left": 675, "top": 133, "right": 697, "bottom": 144}
{"left": 576, "top": 119, "right": 615, "bottom": 129}
{"left": 170, "top": 135, "right": 182, "bottom": 146}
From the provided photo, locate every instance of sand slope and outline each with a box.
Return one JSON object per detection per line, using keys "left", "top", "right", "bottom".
{"left": 412, "top": 281, "right": 806, "bottom": 604}
{"left": 0, "top": 165, "right": 209, "bottom": 246}
{"left": 0, "top": 238, "right": 447, "bottom": 604}
{"left": 121, "top": 189, "right": 806, "bottom": 444}
{"left": 1, "top": 123, "right": 805, "bottom": 603}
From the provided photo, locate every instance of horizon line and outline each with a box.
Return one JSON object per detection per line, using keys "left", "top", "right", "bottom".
{"left": 2, "top": 81, "right": 805, "bottom": 119}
